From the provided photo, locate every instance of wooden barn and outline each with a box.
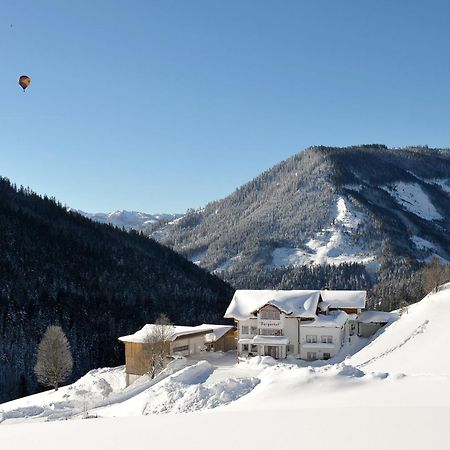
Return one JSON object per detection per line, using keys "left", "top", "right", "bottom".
{"left": 119, "top": 323, "right": 235, "bottom": 385}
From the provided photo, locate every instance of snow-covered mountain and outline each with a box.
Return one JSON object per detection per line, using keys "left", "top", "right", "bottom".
{"left": 153, "top": 145, "right": 450, "bottom": 273}
{"left": 2, "top": 284, "right": 450, "bottom": 450}
{"left": 69, "top": 209, "right": 182, "bottom": 232}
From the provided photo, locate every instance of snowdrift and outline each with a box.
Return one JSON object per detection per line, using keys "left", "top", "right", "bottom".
{"left": 349, "top": 283, "right": 450, "bottom": 374}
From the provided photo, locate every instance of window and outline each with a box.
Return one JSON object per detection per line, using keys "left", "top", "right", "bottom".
{"left": 241, "top": 325, "right": 249, "bottom": 334}
{"left": 260, "top": 310, "right": 280, "bottom": 320}
{"left": 323, "top": 352, "right": 331, "bottom": 360}
{"left": 172, "top": 345, "right": 189, "bottom": 353}
{"left": 321, "top": 335, "right": 333, "bottom": 344}
{"left": 306, "top": 335, "right": 317, "bottom": 343}
{"left": 250, "top": 344, "right": 258, "bottom": 354}
{"left": 307, "top": 352, "right": 317, "bottom": 360}
{"left": 241, "top": 344, "right": 249, "bottom": 352}
{"left": 250, "top": 326, "right": 258, "bottom": 335}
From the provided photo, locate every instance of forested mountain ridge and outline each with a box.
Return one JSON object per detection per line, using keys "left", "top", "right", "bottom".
{"left": 151, "top": 146, "right": 450, "bottom": 309}
{"left": 155, "top": 145, "right": 450, "bottom": 272}
{"left": 0, "top": 178, "right": 233, "bottom": 403}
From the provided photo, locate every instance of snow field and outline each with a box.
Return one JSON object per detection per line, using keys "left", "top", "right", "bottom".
{"left": 2, "top": 285, "right": 450, "bottom": 449}
{"left": 271, "top": 196, "right": 375, "bottom": 267}
{"left": 381, "top": 182, "right": 443, "bottom": 220}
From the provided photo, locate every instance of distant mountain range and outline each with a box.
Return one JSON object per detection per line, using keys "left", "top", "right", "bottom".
{"left": 68, "top": 209, "right": 182, "bottom": 232}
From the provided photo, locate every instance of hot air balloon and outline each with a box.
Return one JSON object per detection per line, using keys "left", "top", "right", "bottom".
{"left": 18, "top": 75, "right": 31, "bottom": 91}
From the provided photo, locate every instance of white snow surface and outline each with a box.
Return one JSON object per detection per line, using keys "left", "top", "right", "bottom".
{"left": 201, "top": 324, "right": 234, "bottom": 343}
{"left": 271, "top": 197, "right": 376, "bottom": 267}
{"left": 410, "top": 235, "right": 437, "bottom": 251}
{"left": 382, "top": 182, "right": 443, "bottom": 220}
{"left": 320, "top": 289, "right": 366, "bottom": 309}
{"left": 2, "top": 285, "right": 450, "bottom": 450}
{"left": 421, "top": 177, "right": 450, "bottom": 196}
{"left": 119, "top": 324, "right": 215, "bottom": 344}
{"left": 225, "top": 289, "right": 366, "bottom": 321}
{"left": 224, "top": 290, "right": 320, "bottom": 320}
{"left": 307, "top": 310, "right": 348, "bottom": 327}
{"left": 357, "top": 310, "right": 397, "bottom": 324}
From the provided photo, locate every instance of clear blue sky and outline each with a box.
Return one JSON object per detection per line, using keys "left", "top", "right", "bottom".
{"left": 1, "top": 0, "right": 450, "bottom": 213}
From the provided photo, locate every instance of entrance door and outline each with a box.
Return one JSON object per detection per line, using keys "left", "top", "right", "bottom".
{"left": 264, "top": 346, "right": 278, "bottom": 358}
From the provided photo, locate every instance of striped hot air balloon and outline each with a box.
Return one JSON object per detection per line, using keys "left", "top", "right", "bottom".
{"left": 18, "top": 75, "right": 31, "bottom": 91}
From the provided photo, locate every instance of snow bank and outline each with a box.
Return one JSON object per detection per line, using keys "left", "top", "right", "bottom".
{"left": 349, "top": 285, "right": 450, "bottom": 374}
{"left": 97, "top": 361, "right": 259, "bottom": 417}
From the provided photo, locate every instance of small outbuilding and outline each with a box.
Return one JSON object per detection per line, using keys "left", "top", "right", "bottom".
{"left": 357, "top": 310, "right": 397, "bottom": 337}
{"left": 202, "top": 324, "right": 236, "bottom": 352}
{"left": 119, "top": 323, "right": 236, "bottom": 385}
{"left": 119, "top": 324, "right": 213, "bottom": 385}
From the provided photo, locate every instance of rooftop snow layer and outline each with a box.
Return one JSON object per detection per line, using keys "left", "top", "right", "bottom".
{"left": 320, "top": 290, "right": 366, "bottom": 309}
{"left": 305, "top": 310, "right": 348, "bottom": 328}
{"left": 201, "top": 324, "right": 234, "bottom": 343}
{"left": 119, "top": 324, "right": 214, "bottom": 343}
{"left": 224, "top": 290, "right": 321, "bottom": 321}
{"left": 357, "top": 310, "right": 397, "bottom": 324}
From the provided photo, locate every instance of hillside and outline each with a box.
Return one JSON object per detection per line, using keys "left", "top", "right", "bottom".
{"left": 0, "top": 177, "right": 233, "bottom": 403}
{"left": 2, "top": 285, "right": 449, "bottom": 450}
{"left": 152, "top": 145, "right": 450, "bottom": 306}
{"left": 155, "top": 145, "right": 450, "bottom": 272}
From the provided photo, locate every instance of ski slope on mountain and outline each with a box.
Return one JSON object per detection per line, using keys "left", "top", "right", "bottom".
{"left": 1, "top": 285, "right": 450, "bottom": 449}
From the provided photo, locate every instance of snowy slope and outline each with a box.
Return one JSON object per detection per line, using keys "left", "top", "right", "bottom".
{"left": 2, "top": 286, "right": 450, "bottom": 449}
{"left": 381, "top": 182, "right": 443, "bottom": 221}
{"left": 270, "top": 197, "right": 375, "bottom": 267}
{"left": 348, "top": 283, "right": 450, "bottom": 374}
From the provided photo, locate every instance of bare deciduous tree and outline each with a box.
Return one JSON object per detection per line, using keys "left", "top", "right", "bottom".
{"left": 398, "top": 299, "right": 409, "bottom": 316}
{"left": 143, "top": 314, "right": 174, "bottom": 379}
{"left": 422, "top": 256, "right": 450, "bottom": 294}
{"left": 34, "top": 325, "right": 73, "bottom": 391}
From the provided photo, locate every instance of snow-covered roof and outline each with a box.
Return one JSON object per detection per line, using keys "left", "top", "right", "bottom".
{"left": 119, "top": 324, "right": 214, "bottom": 343}
{"left": 303, "top": 310, "right": 348, "bottom": 328}
{"left": 200, "top": 324, "right": 234, "bottom": 343}
{"left": 320, "top": 290, "right": 366, "bottom": 309}
{"left": 357, "top": 311, "right": 397, "bottom": 324}
{"left": 224, "top": 290, "right": 321, "bottom": 321}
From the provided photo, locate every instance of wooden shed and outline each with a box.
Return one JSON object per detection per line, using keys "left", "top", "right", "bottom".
{"left": 119, "top": 324, "right": 214, "bottom": 385}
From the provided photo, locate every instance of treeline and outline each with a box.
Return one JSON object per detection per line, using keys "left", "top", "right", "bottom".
{"left": 221, "top": 256, "right": 449, "bottom": 312}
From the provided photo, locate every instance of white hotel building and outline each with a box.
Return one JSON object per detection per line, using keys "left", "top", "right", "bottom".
{"left": 224, "top": 289, "right": 366, "bottom": 360}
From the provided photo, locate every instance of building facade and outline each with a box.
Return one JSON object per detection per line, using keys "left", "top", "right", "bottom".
{"left": 224, "top": 289, "right": 367, "bottom": 360}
